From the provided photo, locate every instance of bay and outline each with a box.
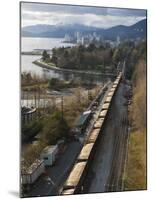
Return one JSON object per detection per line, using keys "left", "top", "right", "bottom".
{"left": 21, "top": 37, "right": 111, "bottom": 83}
{"left": 21, "top": 37, "right": 75, "bottom": 52}
{"left": 21, "top": 37, "right": 76, "bottom": 79}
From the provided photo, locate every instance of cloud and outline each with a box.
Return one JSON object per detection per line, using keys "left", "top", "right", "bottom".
{"left": 21, "top": 2, "right": 108, "bottom": 15}
{"left": 21, "top": 2, "right": 146, "bottom": 16}
{"left": 21, "top": 2, "right": 146, "bottom": 28}
{"left": 107, "top": 8, "right": 146, "bottom": 17}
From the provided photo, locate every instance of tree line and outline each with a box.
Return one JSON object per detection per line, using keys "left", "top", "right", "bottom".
{"left": 42, "top": 43, "right": 122, "bottom": 72}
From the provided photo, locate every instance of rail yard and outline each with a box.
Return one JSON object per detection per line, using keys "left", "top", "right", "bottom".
{"left": 22, "top": 71, "right": 131, "bottom": 197}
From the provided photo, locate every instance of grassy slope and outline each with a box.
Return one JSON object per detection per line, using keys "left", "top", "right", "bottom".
{"left": 124, "top": 129, "right": 146, "bottom": 190}
{"left": 124, "top": 59, "right": 147, "bottom": 190}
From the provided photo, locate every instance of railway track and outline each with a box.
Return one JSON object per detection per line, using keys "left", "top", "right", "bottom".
{"left": 105, "top": 87, "right": 128, "bottom": 192}
{"left": 85, "top": 81, "right": 129, "bottom": 194}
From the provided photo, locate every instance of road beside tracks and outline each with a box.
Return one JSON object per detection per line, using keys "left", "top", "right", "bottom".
{"left": 25, "top": 141, "right": 82, "bottom": 197}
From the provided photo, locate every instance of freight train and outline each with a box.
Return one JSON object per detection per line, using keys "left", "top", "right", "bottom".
{"left": 60, "top": 72, "right": 122, "bottom": 195}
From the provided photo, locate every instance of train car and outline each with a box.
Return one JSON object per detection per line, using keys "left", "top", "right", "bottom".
{"left": 107, "top": 91, "right": 114, "bottom": 98}
{"left": 116, "top": 79, "right": 120, "bottom": 84}
{"left": 87, "top": 129, "right": 100, "bottom": 144}
{"left": 112, "top": 84, "right": 117, "bottom": 88}
{"left": 102, "top": 103, "right": 110, "bottom": 110}
{"left": 61, "top": 189, "right": 75, "bottom": 195}
{"left": 93, "top": 118, "right": 104, "bottom": 129}
{"left": 99, "top": 109, "right": 108, "bottom": 118}
{"left": 75, "top": 110, "right": 92, "bottom": 134}
{"left": 105, "top": 96, "right": 112, "bottom": 103}
{"left": 110, "top": 87, "right": 116, "bottom": 93}
{"left": 114, "top": 80, "right": 119, "bottom": 85}
{"left": 112, "top": 78, "right": 121, "bottom": 91}
{"left": 63, "top": 161, "right": 87, "bottom": 193}
{"left": 117, "top": 72, "right": 122, "bottom": 79}
{"left": 116, "top": 73, "right": 122, "bottom": 81}
{"left": 77, "top": 143, "right": 94, "bottom": 162}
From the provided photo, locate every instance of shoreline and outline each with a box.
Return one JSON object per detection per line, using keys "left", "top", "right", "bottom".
{"left": 33, "top": 59, "right": 116, "bottom": 77}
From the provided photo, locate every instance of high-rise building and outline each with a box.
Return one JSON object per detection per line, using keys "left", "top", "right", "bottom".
{"left": 76, "top": 32, "right": 81, "bottom": 43}
{"left": 64, "top": 34, "right": 71, "bottom": 42}
{"left": 116, "top": 36, "right": 120, "bottom": 46}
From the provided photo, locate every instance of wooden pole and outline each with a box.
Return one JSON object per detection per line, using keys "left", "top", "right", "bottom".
{"left": 61, "top": 96, "right": 64, "bottom": 120}
{"left": 27, "top": 90, "right": 28, "bottom": 107}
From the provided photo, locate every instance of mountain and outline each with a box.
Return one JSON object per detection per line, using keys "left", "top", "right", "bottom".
{"left": 22, "top": 23, "right": 103, "bottom": 38}
{"left": 21, "top": 19, "right": 146, "bottom": 40}
{"left": 104, "top": 19, "right": 147, "bottom": 40}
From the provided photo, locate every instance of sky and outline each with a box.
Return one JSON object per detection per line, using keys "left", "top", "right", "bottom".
{"left": 21, "top": 2, "right": 147, "bottom": 28}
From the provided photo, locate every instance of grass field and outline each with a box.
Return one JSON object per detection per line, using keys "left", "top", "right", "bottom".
{"left": 124, "top": 128, "right": 146, "bottom": 190}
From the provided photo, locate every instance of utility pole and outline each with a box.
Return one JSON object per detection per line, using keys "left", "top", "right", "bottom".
{"left": 22, "top": 91, "right": 24, "bottom": 107}
{"left": 34, "top": 88, "right": 37, "bottom": 108}
{"left": 26, "top": 89, "right": 28, "bottom": 107}
{"left": 61, "top": 95, "right": 64, "bottom": 120}
{"left": 87, "top": 89, "right": 90, "bottom": 104}
{"left": 103, "top": 58, "right": 105, "bottom": 87}
{"left": 44, "top": 90, "right": 46, "bottom": 114}
{"left": 38, "top": 86, "right": 40, "bottom": 118}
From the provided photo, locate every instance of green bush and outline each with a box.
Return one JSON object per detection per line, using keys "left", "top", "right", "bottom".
{"left": 22, "top": 120, "right": 43, "bottom": 141}
{"left": 41, "top": 111, "right": 69, "bottom": 145}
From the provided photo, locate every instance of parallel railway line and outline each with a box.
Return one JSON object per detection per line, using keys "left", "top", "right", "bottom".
{"left": 105, "top": 112, "right": 128, "bottom": 192}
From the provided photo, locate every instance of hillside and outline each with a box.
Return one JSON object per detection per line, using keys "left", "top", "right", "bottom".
{"left": 22, "top": 19, "right": 146, "bottom": 40}
{"left": 123, "top": 42, "right": 147, "bottom": 191}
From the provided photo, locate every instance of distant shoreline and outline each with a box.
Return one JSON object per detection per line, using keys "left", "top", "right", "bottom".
{"left": 22, "top": 36, "right": 76, "bottom": 44}
{"left": 33, "top": 59, "right": 116, "bottom": 77}
{"left": 21, "top": 52, "right": 42, "bottom": 56}
{"left": 21, "top": 36, "right": 63, "bottom": 39}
